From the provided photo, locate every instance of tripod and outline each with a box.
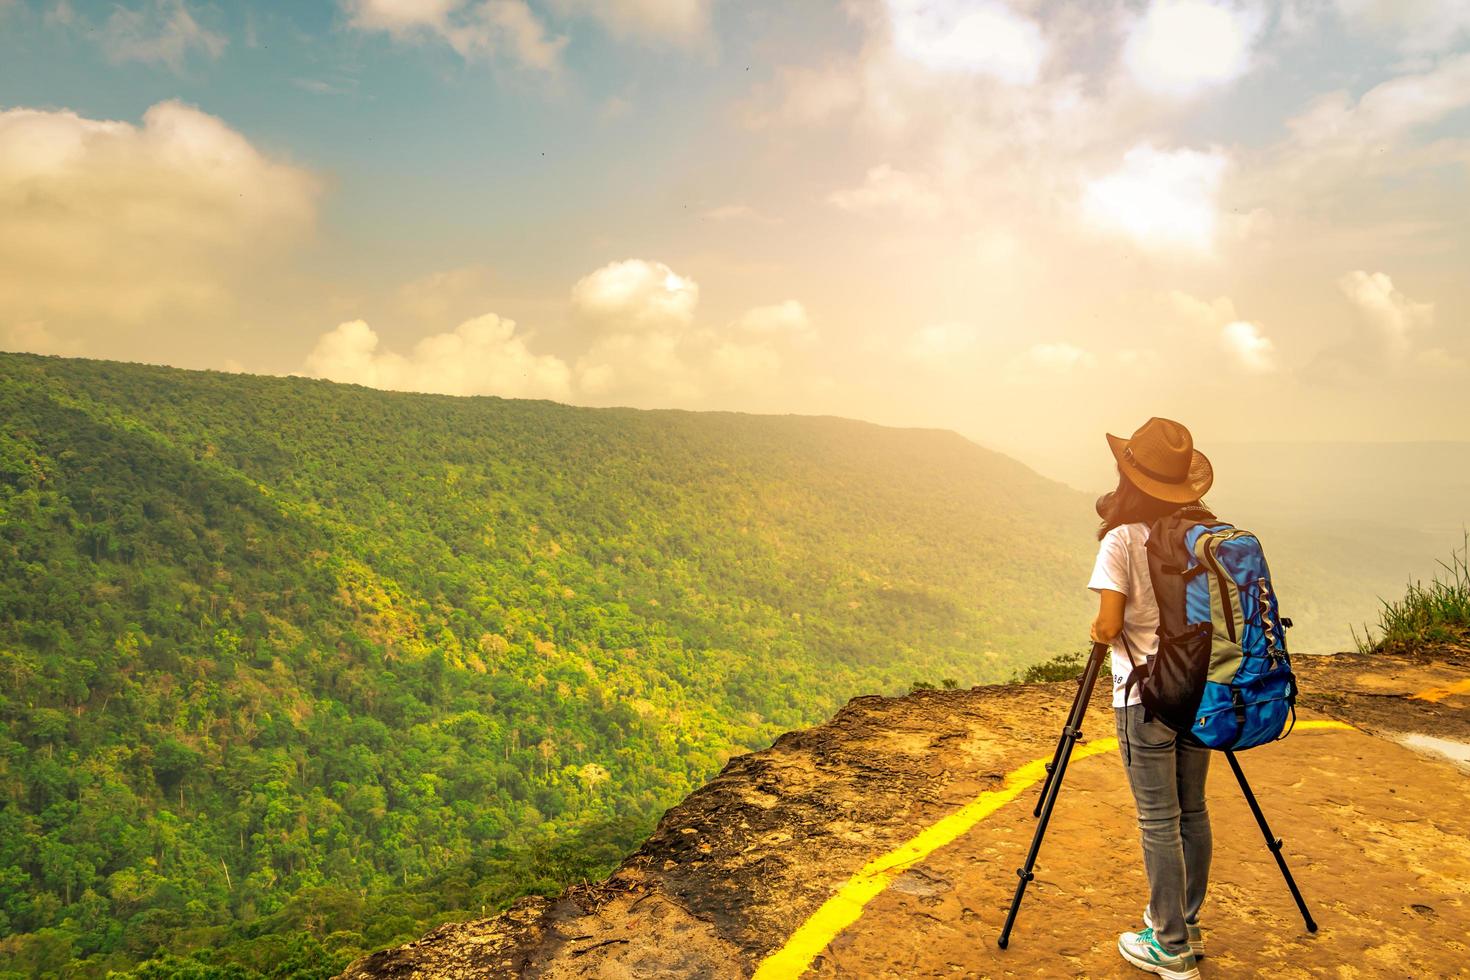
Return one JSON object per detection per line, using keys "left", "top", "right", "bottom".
{"left": 997, "top": 641, "right": 1317, "bottom": 949}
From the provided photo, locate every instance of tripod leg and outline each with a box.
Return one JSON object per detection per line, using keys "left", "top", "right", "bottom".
{"left": 1225, "top": 750, "right": 1318, "bottom": 932}
{"left": 999, "top": 642, "right": 1109, "bottom": 949}
{"left": 1033, "top": 664, "right": 1091, "bottom": 818}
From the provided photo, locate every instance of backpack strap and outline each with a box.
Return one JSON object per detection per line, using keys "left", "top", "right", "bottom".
{"left": 1276, "top": 673, "right": 1300, "bottom": 741}
{"left": 1119, "top": 632, "right": 1148, "bottom": 765}
{"left": 1119, "top": 632, "right": 1151, "bottom": 711}
{"left": 1278, "top": 701, "right": 1298, "bottom": 741}
{"left": 1228, "top": 688, "right": 1249, "bottom": 749}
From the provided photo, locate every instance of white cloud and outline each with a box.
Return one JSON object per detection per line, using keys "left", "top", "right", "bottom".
{"left": 905, "top": 321, "right": 979, "bottom": 367}
{"left": 347, "top": 0, "right": 460, "bottom": 32}
{"left": 463, "top": 0, "right": 565, "bottom": 69}
{"left": 559, "top": 260, "right": 831, "bottom": 406}
{"left": 100, "top": 0, "right": 226, "bottom": 71}
{"left": 1287, "top": 53, "right": 1470, "bottom": 152}
{"left": 1247, "top": 53, "right": 1470, "bottom": 254}
{"left": 1123, "top": 0, "right": 1261, "bottom": 97}
{"left": 1337, "top": 271, "right": 1433, "bottom": 351}
{"left": 1308, "top": 271, "right": 1440, "bottom": 381}
{"left": 702, "top": 203, "right": 765, "bottom": 221}
{"left": 829, "top": 164, "right": 942, "bottom": 219}
{"left": 304, "top": 314, "right": 573, "bottom": 399}
{"left": 567, "top": 259, "right": 804, "bottom": 406}
{"left": 1007, "top": 341, "right": 1095, "bottom": 381}
{"left": 731, "top": 300, "right": 813, "bottom": 342}
{"left": 1220, "top": 320, "right": 1276, "bottom": 372}
{"left": 550, "top": 0, "right": 713, "bottom": 45}
{"left": 1163, "top": 292, "right": 1274, "bottom": 372}
{"left": 570, "top": 259, "right": 698, "bottom": 332}
{"left": 1083, "top": 143, "right": 1228, "bottom": 253}
{"left": 742, "top": 62, "right": 862, "bottom": 129}
{"left": 1333, "top": 0, "right": 1470, "bottom": 54}
{"left": 1166, "top": 291, "right": 1238, "bottom": 329}
{"left": 0, "top": 101, "right": 317, "bottom": 327}
{"left": 344, "top": 0, "right": 566, "bottom": 70}
{"left": 884, "top": 0, "right": 1047, "bottom": 84}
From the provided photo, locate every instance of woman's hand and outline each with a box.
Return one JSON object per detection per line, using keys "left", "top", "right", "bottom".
{"left": 1091, "top": 589, "right": 1126, "bottom": 644}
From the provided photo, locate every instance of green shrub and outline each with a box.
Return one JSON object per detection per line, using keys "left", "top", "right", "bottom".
{"left": 1012, "top": 650, "right": 1086, "bottom": 684}
{"left": 1355, "top": 533, "right": 1470, "bottom": 654}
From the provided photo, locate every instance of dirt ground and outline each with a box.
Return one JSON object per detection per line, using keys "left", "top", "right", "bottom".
{"left": 340, "top": 646, "right": 1470, "bottom": 979}
{"left": 811, "top": 721, "right": 1470, "bottom": 978}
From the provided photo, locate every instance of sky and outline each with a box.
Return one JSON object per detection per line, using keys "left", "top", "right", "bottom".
{"left": 1, "top": 0, "right": 1468, "bottom": 488}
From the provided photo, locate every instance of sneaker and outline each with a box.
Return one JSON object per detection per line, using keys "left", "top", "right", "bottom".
{"left": 1143, "top": 906, "right": 1205, "bottom": 959}
{"left": 1118, "top": 927, "right": 1200, "bottom": 980}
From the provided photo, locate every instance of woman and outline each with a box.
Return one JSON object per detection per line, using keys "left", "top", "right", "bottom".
{"left": 1088, "top": 417, "right": 1213, "bottom": 980}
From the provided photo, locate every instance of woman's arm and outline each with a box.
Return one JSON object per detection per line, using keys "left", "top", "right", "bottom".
{"left": 1091, "top": 588, "right": 1126, "bottom": 644}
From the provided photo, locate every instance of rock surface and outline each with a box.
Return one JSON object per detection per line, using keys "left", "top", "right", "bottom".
{"left": 339, "top": 646, "right": 1470, "bottom": 978}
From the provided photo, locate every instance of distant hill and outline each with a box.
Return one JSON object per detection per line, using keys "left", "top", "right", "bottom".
{"left": 0, "top": 352, "right": 1094, "bottom": 975}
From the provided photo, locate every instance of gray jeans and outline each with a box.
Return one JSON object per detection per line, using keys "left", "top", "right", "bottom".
{"left": 1115, "top": 704, "right": 1212, "bottom": 956}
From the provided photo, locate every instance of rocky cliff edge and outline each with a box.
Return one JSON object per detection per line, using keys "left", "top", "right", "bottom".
{"left": 340, "top": 646, "right": 1470, "bottom": 978}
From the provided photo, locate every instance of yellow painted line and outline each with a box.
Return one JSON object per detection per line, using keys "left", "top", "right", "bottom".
{"left": 1410, "top": 678, "right": 1470, "bottom": 703}
{"left": 752, "top": 719, "right": 1356, "bottom": 979}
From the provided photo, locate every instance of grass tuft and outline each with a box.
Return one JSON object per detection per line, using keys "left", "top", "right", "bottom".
{"left": 1354, "top": 532, "right": 1470, "bottom": 654}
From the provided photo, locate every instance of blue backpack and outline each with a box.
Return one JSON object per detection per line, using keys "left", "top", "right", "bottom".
{"left": 1131, "top": 506, "right": 1298, "bottom": 750}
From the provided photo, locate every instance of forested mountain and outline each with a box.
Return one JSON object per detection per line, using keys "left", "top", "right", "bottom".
{"left": 0, "top": 352, "right": 1094, "bottom": 976}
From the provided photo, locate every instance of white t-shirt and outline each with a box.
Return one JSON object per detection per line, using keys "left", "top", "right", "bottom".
{"left": 1088, "top": 522, "right": 1160, "bottom": 707}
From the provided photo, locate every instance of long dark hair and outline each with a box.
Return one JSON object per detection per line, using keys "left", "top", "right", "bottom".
{"left": 1096, "top": 468, "right": 1203, "bottom": 540}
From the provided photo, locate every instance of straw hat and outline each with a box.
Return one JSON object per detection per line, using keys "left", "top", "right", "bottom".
{"left": 1106, "top": 417, "right": 1213, "bottom": 504}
